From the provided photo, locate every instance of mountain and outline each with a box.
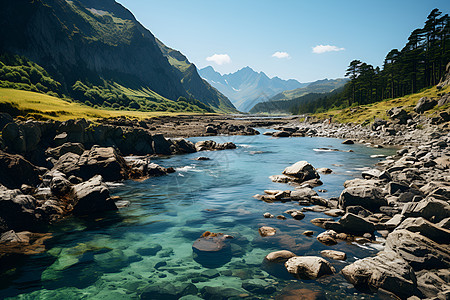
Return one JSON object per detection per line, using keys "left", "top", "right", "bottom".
{"left": 268, "top": 78, "right": 349, "bottom": 102}
{"left": 0, "top": 0, "right": 236, "bottom": 113}
{"left": 250, "top": 78, "right": 348, "bottom": 114}
{"left": 198, "top": 66, "right": 306, "bottom": 112}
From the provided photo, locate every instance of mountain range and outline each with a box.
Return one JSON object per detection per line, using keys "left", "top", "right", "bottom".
{"left": 0, "top": 0, "right": 236, "bottom": 113}
{"left": 198, "top": 66, "right": 306, "bottom": 112}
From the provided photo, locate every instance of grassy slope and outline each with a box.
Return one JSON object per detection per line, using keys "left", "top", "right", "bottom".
{"left": 314, "top": 86, "right": 450, "bottom": 124}
{"left": 0, "top": 88, "right": 198, "bottom": 120}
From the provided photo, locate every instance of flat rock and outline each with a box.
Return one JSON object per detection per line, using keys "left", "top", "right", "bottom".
{"left": 265, "top": 250, "right": 296, "bottom": 262}
{"left": 320, "top": 250, "right": 346, "bottom": 261}
{"left": 285, "top": 256, "right": 335, "bottom": 279}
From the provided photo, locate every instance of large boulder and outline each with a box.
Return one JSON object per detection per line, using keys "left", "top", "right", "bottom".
{"left": 385, "top": 229, "right": 450, "bottom": 271}
{"left": 387, "top": 107, "right": 411, "bottom": 124}
{"left": 71, "top": 175, "right": 116, "bottom": 215}
{"left": 341, "top": 251, "right": 420, "bottom": 299}
{"left": 282, "top": 161, "right": 319, "bottom": 183}
{"left": 0, "top": 151, "right": 41, "bottom": 189}
{"left": 339, "top": 186, "right": 387, "bottom": 212}
{"left": 334, "top": 213, "right": 376, "bottom": 235}
{"left": 397, "top": 217, "right": 450, "bottom": 244}
{"left": 414, "top": 97, "right": 437, "bottom": 113}
{"left": 53, "top": 147, "right": 128, "bottom": 182}
{"left": 284, "top": 256, "right": 335, "bottom": 279}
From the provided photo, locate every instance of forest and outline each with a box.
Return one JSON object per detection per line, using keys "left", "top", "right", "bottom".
{"left": 292, "top": 9, "right": 450, "bottom": 115}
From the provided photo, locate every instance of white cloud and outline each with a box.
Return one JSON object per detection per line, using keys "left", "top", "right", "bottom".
{"left": 312, "top": 45, "right": 345, "bottom": 54}
{"left": 206, "top": 54, "right": 231, "bottom": 65}
{"left": 272, "top": 51, "right": 290, "bottom": 59}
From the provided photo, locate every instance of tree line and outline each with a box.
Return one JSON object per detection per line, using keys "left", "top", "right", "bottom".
{"left": 292, "top": 8, "right": 450, "bottom": 114}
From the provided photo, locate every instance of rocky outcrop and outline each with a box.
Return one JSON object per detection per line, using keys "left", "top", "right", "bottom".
{"left": 194, "top": 140, "right": 237, "bottom": 151}
{"left": 341, "top": 251, "right": 420, "bottom": 299}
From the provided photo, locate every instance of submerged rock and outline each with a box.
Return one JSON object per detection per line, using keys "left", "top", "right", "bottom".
{"left": 192, "top": 231, "right": 233, "bottom": 268}
{"left": 259, "top": 226, "right": 277, "bottom": 237}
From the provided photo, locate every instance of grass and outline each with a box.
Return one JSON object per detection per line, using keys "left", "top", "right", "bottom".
{"left": 0, "top": 88, "right": 203, "bottom": 121}
{"left": 314, "top": 85, "right": 450, "bottom": 124}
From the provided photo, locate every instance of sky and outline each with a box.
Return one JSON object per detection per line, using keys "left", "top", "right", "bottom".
{"left": 116, "top": 0, "right": 449, "bottom": 83}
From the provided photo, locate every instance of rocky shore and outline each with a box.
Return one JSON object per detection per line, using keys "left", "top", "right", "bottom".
{"left": 254, "top": 95, "right": 450, "bottom": 299}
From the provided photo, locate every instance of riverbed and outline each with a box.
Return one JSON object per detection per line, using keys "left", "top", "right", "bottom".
{"left": 1, "top": 131, "right": 396, "bottom": 299}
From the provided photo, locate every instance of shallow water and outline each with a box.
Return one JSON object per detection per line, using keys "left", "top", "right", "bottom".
{"left": 1, "top": 131, "right": 396, "bottom": 299}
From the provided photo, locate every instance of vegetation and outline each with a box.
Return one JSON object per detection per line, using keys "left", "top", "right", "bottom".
{"left": 292, "top": 9, "right": 449, "bottom": 115}
{"left": 314, "top": 85, "right": 450, "bottom": 124}
{"left": 0, "top": 88, "right": 207, "bottom": 121}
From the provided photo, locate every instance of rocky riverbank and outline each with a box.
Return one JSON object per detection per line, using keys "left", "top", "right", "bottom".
{"left": 254, "top": 96, "right": 450, "bottom": 299}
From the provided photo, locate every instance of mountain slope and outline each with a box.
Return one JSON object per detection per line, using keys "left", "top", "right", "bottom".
{"left": 0, "top": 0, "right": 235, "bottom": 112}
{"left": 198, "top": 66, "right": 306, "bottom": 112}
{"left": 269, "top": 78, "right": 349, "bottom": 102}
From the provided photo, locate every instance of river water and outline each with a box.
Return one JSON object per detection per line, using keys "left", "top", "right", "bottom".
{"left": 1, "top": 130, "right": 396, "bottom": 299}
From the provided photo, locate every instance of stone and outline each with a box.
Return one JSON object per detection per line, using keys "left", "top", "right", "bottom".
{"left": 0, "top": 151, "right": 41, "bottom": 189}
{"left": 192, "top": 232, "right": 233, "bottom": 268}
{"left": 50, "top": 175, "right": 72, "bottom": 198}
{"left": 402, "top": 198, "right": 450, "bottom": 223}
{"left": 324, "top": 209, "right": 345, "bottom": 217}
{"left": 316, "top": 167, "right": 333, "bottom": 174}
{"left": 259, "top": 226, "right": 276, "bottom": 237}
{"left": 265, "top": 250, "right": 296, "bottom": 262}
{"left": 396, "top": 217, "right": 450, "bottom": 244}
{"left": 346, "top": 205, "right": 373, "bottom": 218}
{"left": 263, "top": 212, "right": 274, "bottom": 218}
{"left": 302, "top": 231, "right": 314, "bottom": 236}
{"left": 0, "top": 189, "right": 40, "bottom": 232}
{"left": 339, "top": 186, "right": 387, "bottom": 211}
{"left": 71, "top": 175, "right": 116, "bottom": 215}
{"left": 284, "top": 256, "right": 335, "bottom": 279}
{"left": 342, "top": 139, "right": 354, "bottom": 144}
{"left": 414, "top": 97, "right": 437, "bottom": 113}
{"left": 195, "top": 157, "right": 210, "bottom": 161}
{"left": 341, "top": 251, "right": 420, "bottom": 299}
{"left": 336, "top": 213, "right": 376, "bottom": 235}
{"left": 201, "top": 286, "right": 243, "bottom": 300}
{"left": 45, "top": 142, "right": 85, "bottom": 159}
{"left": 385, "top": 229, "right": 450, "bottom": 271}
{"left": 316, "top": 231, "right": 337, "bottom": 246}
{"left": 242, "top": 279, "right": 276, "bottom": 295}
{"left": 282, "top": 161, "right": 320, "bottom": 183}
{"left": 290, "top": 187, "right": 318, "bottom": 200}
{"left": 320, "top": 250, "right": 346, "bottom": 261}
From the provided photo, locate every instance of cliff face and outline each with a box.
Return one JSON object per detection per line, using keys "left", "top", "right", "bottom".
{"left": 0, "top": 0, "right": 235, "bottom": 111}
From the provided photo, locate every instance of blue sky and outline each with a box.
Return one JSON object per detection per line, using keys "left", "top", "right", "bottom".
{"left": 117, "top": 0, "right": 449, "bottom": 83}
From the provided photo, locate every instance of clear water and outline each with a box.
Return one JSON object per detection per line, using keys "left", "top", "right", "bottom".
{"left": 0, "top": 131, "right": 396, "bottom": 299}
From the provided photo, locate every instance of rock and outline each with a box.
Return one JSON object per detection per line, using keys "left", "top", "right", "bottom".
{"left": 346, "top": 205, "right": 373, "bottom": 217}
{"left": 290, "top": 187, "right": 318, "bottom": 200}
{"left": 265, "top": 250, "right": 296, "bottom": 262}
{"left": 339, "top": 186, "right": 387, "bottom": 211}
{"left": 416, "top": 269, "right": 450, "bottom": 299}
{"left": 273, "top": 131, "right": 291, "bottom": 137}
{"left": 316, "top": 167, "right": 333, "bottom": 174}
{"left": 242, "top": 279, "right": 276, "bottom": 295}
{"left": 259, "top": 226, "right": 276, "bottom": 237}
{"left": 438, "top": 217, "right": 450, "bottom": 229}
{"left": 282, "top": 161, "right": 319, "bottom": 183}
{"left": 0, "top": 189, "right": 40, "bottom": 232}
{"left": 387, "top": 107, "right": 411, "bottom": 124}
{"left": 320, "top": 250, "right": 346, "bottom": 261}
{"left": 0, "top": 230, "right": 52, "bottom": 255}
{"left": 205, "top": 126, "right": 217, "bottom": 134}
{"left": 0, "top": 151, "right": 41, "bottom": 189}
{"left": 385, "top": 229, "right": 450, "bottom": 271}
{"left": 71, "top": 175, "right": 116, "bottom": 215}
{"left": 324, "top": 209, "right": 345, "bottom": 217}
{"left": 277, "top": 215, "right": 287, "bottom": 220}
{"left": 195, "top": 140, "right": 236, "bottom": 151}
{"left": 396, "top": 217, "right": 450, "bottom": 244}
{"left": 201, "top": 286, "right": 243, "bottom": 300}
{"left": 361, "top": 169, "right": 382, "bottom": 179}
{"left": 263, "top": 212, "right": 274, "bottom": 218}
{"left": 284, "top": 256, "right": 335, "bottom": 279}
{"left": 342, "top": 139, "right": 354, "bottom": 144}
{"left": 45, "top": 142, "right": 85, "bottom": 159}
{"left": 284, "top": 209, "right": 305, "bottom": 220}
{"left": 53, "top": 147, "right": 129, "bottom": 182}
{"left": 195, "top": 157, "right": 210, "bottom": 161}
{"left": 50, "top": 175, "right": 72, "bottom": 198}
{"left": 414, "top": 97, "right": 437, "bottom": 113}
{"left": 302, "top": 231, "right": 314, "bottom": 236}
{"left": 316, "top": 231, "right": 337, "bottom": 246}
{"left": 310, "top": 218, "right": 334, "bottom": 228}
{"left": 275, "top": 288, "right": 327, "bottom": 300}
{"left": 384, "top": 214, "right": 405, "bottom": 230}
{"left": 141, "top": 282, "right": 198, "bottom": 300}
{"left": 192, "top": 232, "right": 233, "bottom": 268}
{"left": 341, "top": 251, "right": 420, "bottom": 299}
{"left": 402, "top": 198, "right": 450, "bottom": 223}
{"left": 335, "top": 213, "right": 376, "bottom": 235}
